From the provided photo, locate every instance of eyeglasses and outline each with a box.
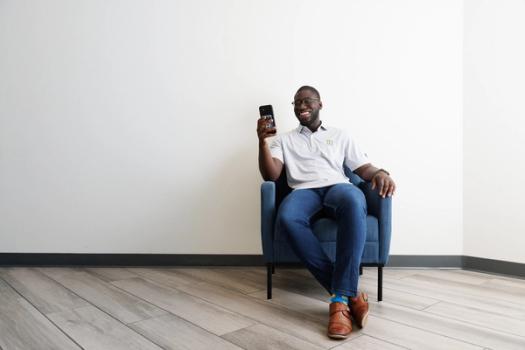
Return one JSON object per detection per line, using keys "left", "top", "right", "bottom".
{"left": 292, "top": 97, "right": 320, "bottom": 106}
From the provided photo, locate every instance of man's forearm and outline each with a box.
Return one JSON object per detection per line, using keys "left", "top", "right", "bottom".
{"left": 258, "top": 141, "right": 281, "bottom": 181}
{"left": 355, "top": 163, "right": 395, "bottom": 197}
{"left": 355, "top": 164, "right": 382, "bottom": 181}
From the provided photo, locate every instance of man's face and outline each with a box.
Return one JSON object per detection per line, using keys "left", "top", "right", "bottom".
{"left": 293, "top": 89, "right": 322, "bottom": 128}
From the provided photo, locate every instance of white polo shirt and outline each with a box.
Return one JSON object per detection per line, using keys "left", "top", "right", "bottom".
{"left": 270, "top": 124, "right": 369, "bottom": 189}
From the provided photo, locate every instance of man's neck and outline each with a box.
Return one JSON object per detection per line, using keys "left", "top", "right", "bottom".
{"left": 307, "top": 120, "right": 322, "bottom": 133}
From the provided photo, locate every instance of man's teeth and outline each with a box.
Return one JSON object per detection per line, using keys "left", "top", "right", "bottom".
{"left": 300, "top": 112, "right": 310, "bottom": 116}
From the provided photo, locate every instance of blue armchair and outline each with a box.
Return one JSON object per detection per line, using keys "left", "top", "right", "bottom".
{"left": 260, "top": 166, "right": 392, "bottom": 301}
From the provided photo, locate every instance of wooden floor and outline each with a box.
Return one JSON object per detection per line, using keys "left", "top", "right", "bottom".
{"left": 1, "top": 267, "right": 525, "bottom": 350}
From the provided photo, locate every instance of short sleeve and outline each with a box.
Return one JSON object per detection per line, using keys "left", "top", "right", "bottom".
{"left": 343, "top": 133, "right": 369, "bottom": 171}
{"left": 269, "top": 136, "right": 284, "bottom": 163}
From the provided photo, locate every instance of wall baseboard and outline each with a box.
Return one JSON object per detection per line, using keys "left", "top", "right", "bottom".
{"left": 0, "top": 253, "right": 265, "bottom": 266}
{"left": 0, "top": 253, "right": 523, "bottom": 279}
{"left": 463, "top": 255, "right": 525, "bottom": 279}
{"left": 387, "top": 255, "right": 463, "bottom": 268}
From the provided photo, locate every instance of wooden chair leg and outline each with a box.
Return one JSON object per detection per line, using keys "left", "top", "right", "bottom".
{"left": 272, "top": 264, "right": 275, "bottom": 274}
{"left": 378, "top": 266, "right": 383, "bottom": 302}
{"left": 267, "top": 263, "right": 273, "bottom": 299}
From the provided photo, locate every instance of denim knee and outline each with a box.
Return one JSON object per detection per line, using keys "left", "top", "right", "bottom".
{"left": 325, "top": 184, "right": 367, "bottom": 214}
{"left": 342, "top": 190, "right": 366, "bottom": 213}
{"left": 277, "top": 210, "right": 309, "bottom": 237}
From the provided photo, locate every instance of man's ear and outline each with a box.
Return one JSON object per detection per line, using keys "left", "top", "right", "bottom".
{"left": 319, "top": 101, "right": 323, "bottom": 109}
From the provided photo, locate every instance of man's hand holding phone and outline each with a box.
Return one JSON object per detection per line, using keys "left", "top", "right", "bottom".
{"left": 257, "top": 117, "right": 276, "bottom": 142}
{"left": 257, "top": 104, "right": 283, "bottom": 180}
{"left": 257, "top": 105, "right": 277, "bottom": 145}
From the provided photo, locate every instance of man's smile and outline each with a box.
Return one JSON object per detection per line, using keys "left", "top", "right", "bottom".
{"left": 299, "top": 110, "right": 312, "bottom": 119}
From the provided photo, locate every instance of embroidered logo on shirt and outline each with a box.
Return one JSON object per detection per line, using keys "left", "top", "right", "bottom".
{"left": 326, "top": 139, "right": 333, "bottom": 145}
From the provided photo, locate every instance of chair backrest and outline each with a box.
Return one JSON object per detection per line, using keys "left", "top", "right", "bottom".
{"left": 275, "top": 165, "right": 365, "bottom": 209}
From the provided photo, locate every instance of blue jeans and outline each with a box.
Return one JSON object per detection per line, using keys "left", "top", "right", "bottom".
{"left": 277, "top": 183, "right": 367, "bottom": 297}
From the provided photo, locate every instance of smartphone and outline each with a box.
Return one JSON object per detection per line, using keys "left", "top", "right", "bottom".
{"left": 259, "top": 105, "right": 276, "bottom": 129}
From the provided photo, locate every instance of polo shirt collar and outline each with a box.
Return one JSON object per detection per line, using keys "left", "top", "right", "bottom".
{"left": 297, "top": 122, "right": 327, "bottom": 135}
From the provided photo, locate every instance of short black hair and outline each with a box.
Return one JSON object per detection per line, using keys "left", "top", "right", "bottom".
{"left": 296, "top": 85, "right": 321, "bottom": 99}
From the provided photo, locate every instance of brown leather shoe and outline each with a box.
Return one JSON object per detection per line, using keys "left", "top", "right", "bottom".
{"left": 327, "top": 302, "right": 352, "bottom": 339}
{"left": 350, "top": 292, "right": 369, "bottom": 328}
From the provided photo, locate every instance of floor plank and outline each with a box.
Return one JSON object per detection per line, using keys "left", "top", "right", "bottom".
{"left": 331, "top": 335, "right": 408, "bottom": 349}
{"left": 400, "top": 274, "right": 525, "bottom": 306}
{"left": 172, "top": 267, "right": 266, "bottom": 294}
{"left": 127, "top": 267, "right": 204, "bottom": 288}
{"left": 375, "top": 268, "right": 426, "bottom": 280}
{"left": 111, "top": 277, "right": 255, "bottom": 335}
{"left": 0, "top": 278, "right": 81, "bottom": 350}
{"left": 424, "top": 301, "right": 525, "bottom": 337}
{"left": 411, "top": 269, "right": 491, "bottom": 286}
{"left": 480, "top": 277, "right": 525, "bottom": 294}
{"left": 47, "top": 305, "right": 163, "bottom": 350}
{"left": 459, "top": 269, "right": 525, "bottom": 283}
{"left": 85, "top": 267, "right": 140, "bottom": 282}
{"left": 0, "top": 267, "right": 89, "bottom": 314}
{"left": 359, "top": 272, "right": 525, "bottom": 321}
{"left": 371, "top": 299, "right": 525, "bottom": 350}
{"left": 364, "top": 315, "right": 482, "bottom": 350}
{"left": 129, "top": 313, "right": 243, "bottom": 350}
{"left": 222, "top": 323, "right": 325, "bottom": 350}
{"left": 40, "top": 267, "right": 167, "bottom": 324}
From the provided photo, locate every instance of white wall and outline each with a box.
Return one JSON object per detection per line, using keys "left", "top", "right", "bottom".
{"left": 463, "top": 0, "right": 525, "bottom": 264}
{"left": 0, "top": 0, "right": 463, "bottom": 255}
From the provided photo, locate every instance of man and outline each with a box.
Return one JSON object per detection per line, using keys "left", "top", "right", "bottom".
{"left": 256, "top": 86, "right": 396, "bottom": 339}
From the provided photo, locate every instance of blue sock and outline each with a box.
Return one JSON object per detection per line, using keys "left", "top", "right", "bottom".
{"left": 330, "top": 293, "right": 349, "bottom": 305}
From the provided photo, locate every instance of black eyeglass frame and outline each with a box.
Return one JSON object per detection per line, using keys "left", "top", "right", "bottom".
{"left": 291, "top": 97, "right": 320, "bottom": 106}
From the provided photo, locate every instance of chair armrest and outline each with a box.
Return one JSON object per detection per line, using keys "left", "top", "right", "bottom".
{"left": 358, "top": 181, "right": 392, "bottom": 264}
{"left": 261, "top": 181, "right": 276, "bottom": 262}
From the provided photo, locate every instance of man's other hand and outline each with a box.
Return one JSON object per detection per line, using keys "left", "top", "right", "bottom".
{"left": 371, "top": 172, "right": 396, "bottom": 198}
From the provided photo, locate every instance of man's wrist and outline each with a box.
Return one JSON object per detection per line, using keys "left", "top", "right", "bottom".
{"left": 372, "top": 168, "right": 390, "bottom": 179}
